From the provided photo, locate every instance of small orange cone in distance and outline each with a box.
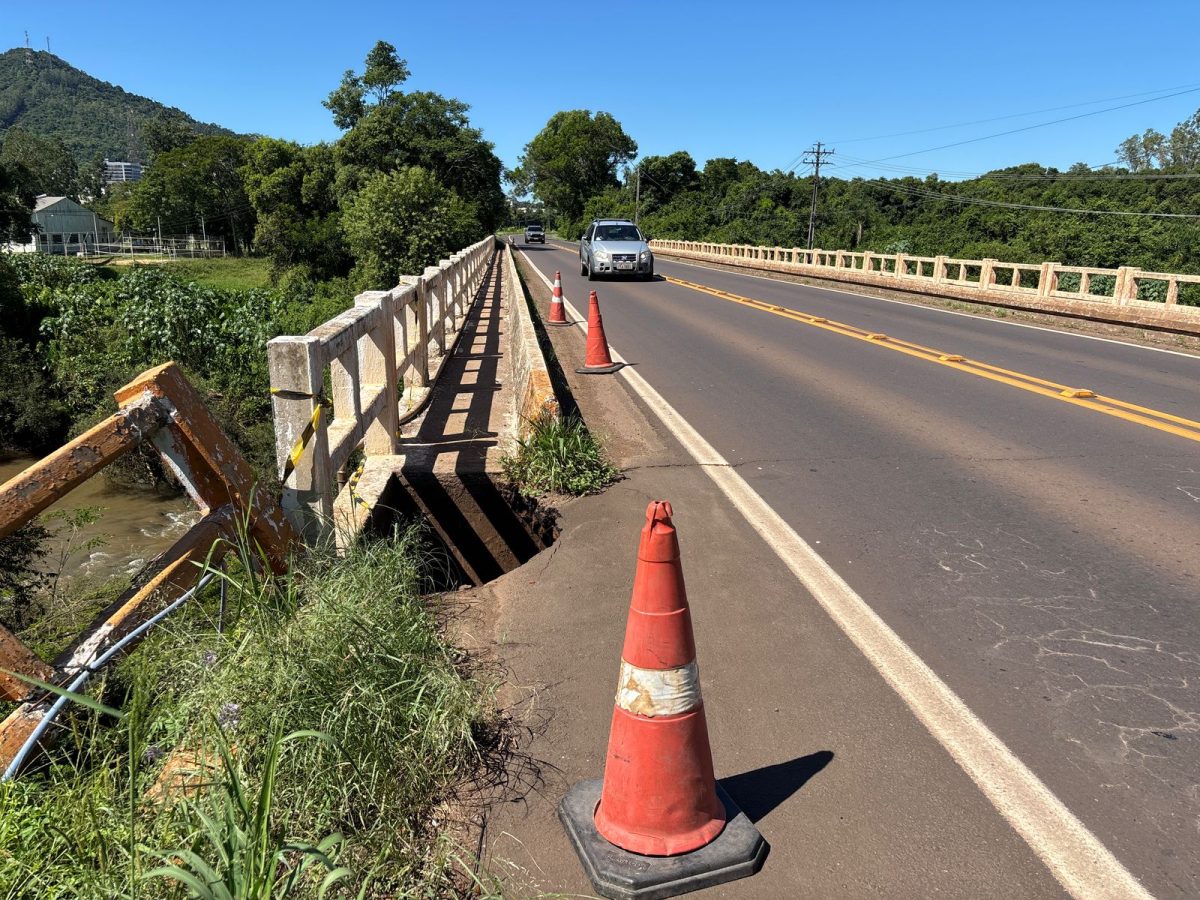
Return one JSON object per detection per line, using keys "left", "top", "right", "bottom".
{"left": 593, "top": 500, "right": 725, "bottom": 855}
{"left": 547, "top": 270, "right": 568, "bottom": 325}
{"left": 558, "top": 500, "right": 766, "bottom": 898}
{"left": 575, "top": 290, "right": 623, "bottom": 375}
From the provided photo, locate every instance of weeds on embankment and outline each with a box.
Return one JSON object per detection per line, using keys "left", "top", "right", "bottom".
{"left": 502, "top": 412, "right": 620, "bottom": 498}
{"left": 0, "top": 526, "right": 500, "bottom": 898}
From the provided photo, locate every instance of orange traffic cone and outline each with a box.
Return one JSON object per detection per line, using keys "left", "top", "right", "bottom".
{"left": 547, "top": 271, "right": 568, "bottom": 325}
{"left": 574, "top": 291, "right": 623, "bottom": 375}
{"left": 559, "top": 501, "right": 766, "bottom": 898}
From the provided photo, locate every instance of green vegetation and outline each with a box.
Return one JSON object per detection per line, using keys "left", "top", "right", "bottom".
{"left": 0, "top": 49, "right": 232, "bottom": 164}
{"left": 516, "top": 106, "right": 1200, "bottom": 279}
{"left": 0, "top": 253, "right": 346, "bottom": 477}
{"left": 502, "top": 411, "right": 620, "bottom": 497}
{"left": 0, "top": 526, "right": 498, "bottom": 898}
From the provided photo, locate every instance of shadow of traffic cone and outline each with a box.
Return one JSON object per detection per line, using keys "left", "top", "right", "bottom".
{"left": 559, "top": 501, "right": 767, "bottom": 899}
{"left": 547, "top": 271, "right": 569, "bottom": 326}
{"left": 574, "top": 290, "right": 623, "bottom": 375}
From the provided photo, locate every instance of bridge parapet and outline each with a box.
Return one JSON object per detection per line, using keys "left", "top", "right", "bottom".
{"left": 268, "top": 237, "right": 496, "bottom": 542}
{"left": 651, "top": 239, "right": 1200, "bottom": 333}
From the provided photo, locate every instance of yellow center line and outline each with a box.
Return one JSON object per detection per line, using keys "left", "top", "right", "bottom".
{"left": 664, "top": 275, "right": 1200, "bottom": 445}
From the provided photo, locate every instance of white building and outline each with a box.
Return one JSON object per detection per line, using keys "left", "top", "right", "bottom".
{"left": 22, "top": 196, "right": 116, "bottom": 255}
{"left": 102, "top": 159, "right": 142, "bottom": 185}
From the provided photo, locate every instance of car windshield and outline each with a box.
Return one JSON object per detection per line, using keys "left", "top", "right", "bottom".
{"left": 527, "top": 226, "right": 542, "bottom": 231}
{"left": 594, "top": 225, "right": 641, "bottom": 242}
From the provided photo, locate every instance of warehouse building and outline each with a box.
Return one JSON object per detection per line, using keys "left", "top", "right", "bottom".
{"left": 23, "top": 196, "right": 116, "bottom": 254}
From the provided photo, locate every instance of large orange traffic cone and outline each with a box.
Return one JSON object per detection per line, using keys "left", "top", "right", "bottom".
{"left": 559, "top": 501, "right": 766, "bottom": 899}
{"left": 547, "top": 271, "right": 568, "bottom": 326}
{"left": 575, "top": 290, "right": 623, "bottom": 375}
{"left": 594, "top": 500, "right": 725, "bottom": 854}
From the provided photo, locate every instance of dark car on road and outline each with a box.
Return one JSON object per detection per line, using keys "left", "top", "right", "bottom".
{"left": 580, "top": 219, "right": 653, "bottom": 280}
{"left": 524, "top": 224, "right": 545, "bottom": 244}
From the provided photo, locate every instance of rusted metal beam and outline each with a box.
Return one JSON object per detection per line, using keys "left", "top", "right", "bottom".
{"left": 0, "top": 398, "right": 166, "bottom": 540}
{"left": 0, "top": 625, "right": 55, "bottom": 702}
{"left": 114, "top": 363, "right": 297, "bottom": 573}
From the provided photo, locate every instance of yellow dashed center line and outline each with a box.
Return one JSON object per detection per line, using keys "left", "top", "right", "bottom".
{"left": 665, "top": 274, "right": 1200, "bottom": 445}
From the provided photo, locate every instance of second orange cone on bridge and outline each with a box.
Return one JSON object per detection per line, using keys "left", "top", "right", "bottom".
{"left": 575, "top": 290, "right": 623, "bottom": 375}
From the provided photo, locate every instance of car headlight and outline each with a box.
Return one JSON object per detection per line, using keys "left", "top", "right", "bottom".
{"left": 594, "top": 249, "right": 610, "bottom": 262}
{"left": 639, "top": 250, "right": 651, "bottom": 260}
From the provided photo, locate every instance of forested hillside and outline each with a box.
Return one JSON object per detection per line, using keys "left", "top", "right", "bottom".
{"left": 0, "top": 48, "right": 231, "bottom": 163}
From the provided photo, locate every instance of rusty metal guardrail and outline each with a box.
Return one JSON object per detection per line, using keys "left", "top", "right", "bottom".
{"left": 651, "top": 239, "right": 1200, "bottom": 334}
{"left": 268, "top": 236, "right": 496, "bottom": 542}
{"left": 0, "top": 362, "right": 296, "bottom": 774}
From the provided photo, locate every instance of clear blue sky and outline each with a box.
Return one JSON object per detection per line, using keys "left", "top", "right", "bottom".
{"left": 7, "top": 1, "right": 1200, "bottom": 182}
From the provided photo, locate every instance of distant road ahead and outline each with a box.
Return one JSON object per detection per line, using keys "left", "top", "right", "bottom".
{"left": 520, "top": 238, "right": 1200, "bottom": 897}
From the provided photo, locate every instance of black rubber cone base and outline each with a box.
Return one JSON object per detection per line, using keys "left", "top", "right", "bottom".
{"left": 558, "top": 778, "right": 768, "bottom": 899}
{"left": 545, "top": 318, "right": 571, "bottom": 327}
{"left": 575, "top": 362, "right": 625, "bottom": 375}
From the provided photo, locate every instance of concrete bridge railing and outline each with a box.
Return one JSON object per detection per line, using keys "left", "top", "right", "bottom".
{"left": 650, "top": 240, "right": 1200, "bottom": 334}
{"left": 268, "top": 237, "right": 496, "bottom": 542}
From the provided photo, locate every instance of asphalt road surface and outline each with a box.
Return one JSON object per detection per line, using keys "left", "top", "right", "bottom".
{"left": 518, "top": 238, "right": 1200, "bottom": 897}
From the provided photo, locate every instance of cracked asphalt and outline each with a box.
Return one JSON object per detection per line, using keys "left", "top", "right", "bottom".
{"left": 513, "top": 240, "right": 1200, "bottom": 897}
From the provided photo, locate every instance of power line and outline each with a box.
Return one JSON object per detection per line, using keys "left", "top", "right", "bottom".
{"left": 849, "top": 85, "right": 1200, "bottom": 168}
{"left": 827, "top": 81, "right": 1200, "bottom": 145}
{"left": 835, "top": 154, "right": 1200, "bottom": 181}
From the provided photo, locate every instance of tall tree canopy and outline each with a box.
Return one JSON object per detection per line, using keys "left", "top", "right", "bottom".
{"left": 512, "top": 111, "right": 637, "bottom": 222}
{"left": 0, "top": 128, "right": 79, "bottom": 198}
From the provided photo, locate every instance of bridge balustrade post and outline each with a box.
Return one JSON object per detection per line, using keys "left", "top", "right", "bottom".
{"left": 423, "top": 266, "right": 444, "bottom": 356}
{"left": 1115, "top": 266, "right": 1138, "bottom": 305}
{"left": 355, "top": 290, "right": 399, "bottom": 456}
{"left": 934, "top": 256, "right": 948, "bottom": 282}
{"left": 1037, "top": 262, "right": 1057, "bottom": 297}
{"left": 980, "top": 258, "right": 996, "bottom": 290}
{"left": 439, "top": 260, "right": 453, "bottom": 339}
{"left": 862, "top": 251, "right": 873, "bottom": 272}
{"left": 894, "top": 253, "right": 906, "bottom": 277}
{"left": 268, "top": 335, "right": 333, "bottom": 542}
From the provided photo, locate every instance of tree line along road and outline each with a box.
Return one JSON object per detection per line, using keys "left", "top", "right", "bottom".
{"left": 519, "top": 239, "right": 1200, "bottom": 898}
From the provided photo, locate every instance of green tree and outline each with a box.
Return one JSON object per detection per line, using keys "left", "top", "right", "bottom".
{"left": 341, "top": 166, "right": 476, "bottom": 288}
{"left": 242, "top": 138, "right": 348, "bottom": 278}
{"left": 0, "top": 127, "right": 79, "bottom": 197}
{"left": 512, "top": 110, "right": 637, "bottom": 222}
{"left": 323, "top": 40, "right": 411, "bottom": 130}
{"left": 0, "top": 160, "right": 34, "bottom": 241}
{"left": 123, "top": 135, "right": 253, "bottom": 251}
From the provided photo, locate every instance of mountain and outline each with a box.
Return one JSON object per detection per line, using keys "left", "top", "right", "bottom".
{"left": 0, "top": 48, "right": 233, "bottom": 163}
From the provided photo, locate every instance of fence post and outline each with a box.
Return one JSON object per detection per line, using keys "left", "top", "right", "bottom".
{"left": 934, "top": 256, "right": 947, "bottom": 282}
{"left": 1037, "top": 262, "right": 1058, "bottom": 297}
{"left": 268, "top": 336, "right": 333, "bottom": 542}
{"left": 894, "top": 253, "right": 906, "bottom": 277}
{"left": 423, "top": 266, "right": 445, "bottom": 356}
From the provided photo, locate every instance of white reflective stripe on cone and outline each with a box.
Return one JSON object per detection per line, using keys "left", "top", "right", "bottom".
{"left": 615, "top": 660, "right": 702, "bottom": 718}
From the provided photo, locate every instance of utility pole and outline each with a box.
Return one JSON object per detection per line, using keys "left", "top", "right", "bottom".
{"left": 802, "top": 142, "right": 834, "bottom": 250}
{"left": 157, "top": 216, "right": 163, "bottom": 254}
{"left": 634, "top": 167, "right": 641, "bottom": 226}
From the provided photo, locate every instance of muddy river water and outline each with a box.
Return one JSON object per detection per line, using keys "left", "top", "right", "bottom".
{"left": 0, "top": 456, "right": 199, "bottom": 582}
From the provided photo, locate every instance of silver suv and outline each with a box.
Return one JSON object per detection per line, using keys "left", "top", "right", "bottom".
{"left": 580, "top": 219, "right": 653, "bottom": 281}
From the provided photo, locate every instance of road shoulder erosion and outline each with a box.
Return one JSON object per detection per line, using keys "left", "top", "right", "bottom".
{"left": 470, "top": 247, "right": 1068, "bottom": 897}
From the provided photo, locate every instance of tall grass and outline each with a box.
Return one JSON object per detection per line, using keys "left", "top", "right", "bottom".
{"left": 501, "top": 412, "right": 619, "bottom": 497}
{"left": 0, "top": 525, "right": 497, "bottom": 898}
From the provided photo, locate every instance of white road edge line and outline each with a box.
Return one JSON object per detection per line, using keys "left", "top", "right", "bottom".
{"left": 548, "top": 239, "right": 1200, "bottom": 362}
{"left": 519, "top": 245, "right": 1153, "bottom": 900}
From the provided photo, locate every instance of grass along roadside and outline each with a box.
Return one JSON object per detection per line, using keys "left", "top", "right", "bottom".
{"left": 0, "top": 524, "right": 502, "bottom": 898}
{"left": 502, "top": 411, "right": 619, "bottom": 498}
